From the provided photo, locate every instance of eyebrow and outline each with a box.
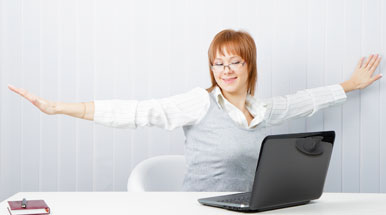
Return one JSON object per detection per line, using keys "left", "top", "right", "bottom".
{"left": 214, "top": 56, "right": 241, "bottom": 61}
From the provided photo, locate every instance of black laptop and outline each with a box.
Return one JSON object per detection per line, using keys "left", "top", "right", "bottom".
{"left": 198, "top": 130, "right": 335, "bottom": 212}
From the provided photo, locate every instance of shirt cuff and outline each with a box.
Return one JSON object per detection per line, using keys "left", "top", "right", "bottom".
{"left": 328, "top": 84, "right": 347, "bottom": 104}
{"left": 94, "top": 100, "right": 138, "bottom": 128}
{"left": 307, "top": 84, "right": 347, "bottom": 116}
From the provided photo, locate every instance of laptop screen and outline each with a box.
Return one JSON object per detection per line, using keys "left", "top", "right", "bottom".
{"left": 249, "top": 131, "right": 335, "bottom": 210}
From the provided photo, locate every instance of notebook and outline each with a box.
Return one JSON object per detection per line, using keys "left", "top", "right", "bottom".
{"left": 8, "top": 199, "right": 50, "bottom": 215}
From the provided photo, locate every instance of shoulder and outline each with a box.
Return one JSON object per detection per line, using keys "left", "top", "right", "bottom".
{"left": 191, "top": 86, "right": 210, "bottom": 95}
{"left": 184, "top": 87, "right": 210, "bottom": 99}
{"left": 188, "top": 87, "right": 211, "bottom": 105}
{"left": 163, "top": 87, "right": 210, "bottom": 107}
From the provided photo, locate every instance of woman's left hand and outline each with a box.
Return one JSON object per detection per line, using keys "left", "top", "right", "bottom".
{"left": 341, "top": 54, "right": 382, "bottom": 93}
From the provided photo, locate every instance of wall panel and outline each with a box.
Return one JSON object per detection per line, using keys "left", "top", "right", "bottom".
{"left": 0, "top": 0, "right": 385, "bottom": 202}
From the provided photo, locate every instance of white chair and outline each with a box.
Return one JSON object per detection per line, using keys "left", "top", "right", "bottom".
{"left": 127, "top": 155, "right": 186, "bottom": 192}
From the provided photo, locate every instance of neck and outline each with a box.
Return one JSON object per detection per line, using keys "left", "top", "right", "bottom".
{"left": 221, "top": 88, "right": 248, "bottom": 112}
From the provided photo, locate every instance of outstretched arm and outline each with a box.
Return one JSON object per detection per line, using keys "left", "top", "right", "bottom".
{"left": 262, "top": 85, "right": 346, "bottom": 126}
{"left": 7, "top": 84, "right": 94, "bottom": 120}
{"left": 7, "top": 85, "right": 209, "bottom": 130}
{"left": 93, "top": 87, "right": 209, "bottom": 130}
{"left": 262, "top": 54, "right": 382, "bottom": 126}
{"left": 340, "top": 54, "right": 382, "bottom": 93}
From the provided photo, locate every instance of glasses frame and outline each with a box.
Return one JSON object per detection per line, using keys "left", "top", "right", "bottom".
{"left": 211, "top": 61, "right": 246, "bottom": 73}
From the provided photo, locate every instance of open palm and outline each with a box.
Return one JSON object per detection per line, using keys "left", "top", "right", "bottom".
{"left": 351, "top": 54, "right": 382, "bottom": 89}
{"left": 8, "top": 84, "right": 57, "bottom": 115}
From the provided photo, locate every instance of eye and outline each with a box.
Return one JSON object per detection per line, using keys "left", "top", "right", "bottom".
{"left": 231, "top": 61, "right": 240, "bottom": 65}
{"left": 214, "top": 63, "right": 223, "bottom": 66}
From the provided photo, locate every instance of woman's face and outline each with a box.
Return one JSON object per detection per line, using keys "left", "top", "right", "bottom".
{"left": 212, "top": 49, "right": 249, "bottom": 95}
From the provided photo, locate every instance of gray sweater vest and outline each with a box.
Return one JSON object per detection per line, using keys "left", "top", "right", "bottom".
{"left": 182, "top": 92, "right": 267, "bottom": 192}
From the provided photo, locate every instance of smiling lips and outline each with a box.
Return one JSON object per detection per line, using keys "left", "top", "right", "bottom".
{"left": 222, "top": 77, "right": 237, "bottom": 84}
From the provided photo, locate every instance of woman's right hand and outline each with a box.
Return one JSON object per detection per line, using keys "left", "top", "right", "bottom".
{"left": 8, "top": 84, "right": 58, "bottom": 115}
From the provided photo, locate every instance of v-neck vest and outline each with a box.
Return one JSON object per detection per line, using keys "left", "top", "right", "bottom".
{"left": 182, "top": 92, "right": 268, "bottom": 191}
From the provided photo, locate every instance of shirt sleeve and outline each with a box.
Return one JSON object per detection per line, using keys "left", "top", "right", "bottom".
{"left": 262, "top": 84, "right": 347, "bottom": 126}
{"left": 93, "top": 87, "right": 210, "bottom": 130}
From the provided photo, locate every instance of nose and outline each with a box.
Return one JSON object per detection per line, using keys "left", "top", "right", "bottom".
{"left": 223, "top": 65, "right": 231, "bottom": 74}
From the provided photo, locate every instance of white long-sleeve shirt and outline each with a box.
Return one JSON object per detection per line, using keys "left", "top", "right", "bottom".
{"left": 93, "top": 85, "right": 347, "bottom": 130}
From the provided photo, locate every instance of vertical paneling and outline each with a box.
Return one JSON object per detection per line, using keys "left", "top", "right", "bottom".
{"left": 199, "top": 1, "right": 212, "bottom": 89}
{"left": 342, "top": 0, "right": 361, "bottom": 192}
{"left": 169, "top": 0, "right": 188, "bottom": 155}
{"left": 184, "top": 0, "right": 208, "bottom": 90}
{"left": 181, "top": 0, "right": 194, "bottom": 90}
{"left": 147, "top": 0, "right": 171, "bottom": 157}
{"left": 254, "top": 0, "right": 274, "bottom": 99}
{"left": 201, "top": 0, "right": 225, "bottom": 44}
{"left": 1, "top": 0, "right": 386, "bottom": 201}
{"left": 1, "top": 0, "right": 23, "bottom": 201}
{"left": 40, "top": 0, "right": 59, "bottom": 191}
{"left": 215, "top": 0, "right": 238, "bottom": 38}
{"left": 123, "top": 0, "right": 140, "bottom": 175}
{"left": 360, "top": 0, "right": 381, "bottom": 193}
{"left": 94, "top": 0, "right": 115, "bottom": 191}
{"left": 254, "top": 0, "right": 274, "bottom": 136}
{"left": 76, "top": 0, "right": 95, "bottom": 191}
{"left": 271, "top": 0, "right": 291, "bottom": 134}
{"left": 194, "top": 0, "right": 213, "bottom": 90}
{"left": 237, "top": 0, "right": 260, "bottom": 96}
{"left": 20, "top": 0, "right": 40, "bottom": 192}
{"left": 323, "top": 0, "right": 344, "bottom": 192}
{"left": 112, "top": 0, "right": 135, "bottom": 190}
{"left": 107, "top": 0, "right": 121, "bottom": 190}
{"left": 110, "top": 0, "right": 131, "bottom": 191}
{"left": 127, "top": 0, "right": 151, "bottom": 184}
{"left": 0, "top": 0, "right": 4, "bottom": 198}
{"left": 57, "top": 0, "right": 77, "bottom": 191}
{"left": 381, "top": 0, "right": 386, "bottom": 193}
{"left": 306, "top": 0, "right": 325, "bottom": 133}
{"left": 288, "top": 0, "right": 307, "bottom": 133}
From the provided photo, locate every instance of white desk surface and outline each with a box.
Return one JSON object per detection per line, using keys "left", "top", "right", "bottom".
{"left": 1, "top": 192, "right": 385, "bottom": 214}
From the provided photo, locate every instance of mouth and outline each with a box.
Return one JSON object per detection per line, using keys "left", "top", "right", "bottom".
{"left": 222, "top": 77, "right": 237, "bottom": 84}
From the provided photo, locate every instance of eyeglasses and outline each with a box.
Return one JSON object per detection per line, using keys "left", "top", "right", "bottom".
{"left": 211, "top": 61, "right": 246, "bottom": 73}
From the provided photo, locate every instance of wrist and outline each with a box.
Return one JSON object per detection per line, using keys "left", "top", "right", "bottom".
{"left": 54, "top": 102, "right": 64, "bottom": 114}
{"left": 340, "top": 80, "right": 357, "bottom": 93}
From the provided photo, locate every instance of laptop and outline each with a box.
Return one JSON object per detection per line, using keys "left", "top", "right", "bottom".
{"left": 198, "top": 130, "right": 335, "bottom": 212}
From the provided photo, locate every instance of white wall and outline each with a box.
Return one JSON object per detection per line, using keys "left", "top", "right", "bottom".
{"left": 0, "top": 0, "right": 385, "bottom": 201}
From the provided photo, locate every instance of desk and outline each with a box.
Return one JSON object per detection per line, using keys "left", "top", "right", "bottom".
{"left": 1, "top": 192, "right": 385, "bottom": 214}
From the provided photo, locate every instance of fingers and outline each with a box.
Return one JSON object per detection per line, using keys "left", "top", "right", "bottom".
{"left": 369, "top": 74, "right": 383, "bottom": 85}
{"left": 7, "top": 84, "right": 37, "bottom": 104}
{"left": 356, "top": 57, "right": 365, "bottom": 69}
{"left": 365, "top": 54, "right": 379, "bottom": 70}
{"left": 8, "top": 84, "right": 24, "bottom": 96}
{"left": 369, "top": 56, "right": 381, "bottom": 73}
{"left": 7, "top": 84, "right": 19, "bottom": 94}
{"left": 363, "top": 54, "right": 374, "bottom": 68}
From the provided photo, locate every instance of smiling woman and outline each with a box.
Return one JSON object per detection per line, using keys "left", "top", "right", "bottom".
{"left": 8, "top": 29, "right": 382, "bottom": 192}
{"left": 206, "top": 30, "right": 258, "bottom": 125}
{"left": 207, "top": 30, "right": 257, "bottom": 96}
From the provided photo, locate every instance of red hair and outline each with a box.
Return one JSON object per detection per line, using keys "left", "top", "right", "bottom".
{"left": 206, "top": 29, "right": 258, "bottom": 96}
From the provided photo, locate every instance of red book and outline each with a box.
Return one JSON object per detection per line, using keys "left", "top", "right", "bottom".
{"left": 7, "top": 200, "right": 50, "bottom": 215}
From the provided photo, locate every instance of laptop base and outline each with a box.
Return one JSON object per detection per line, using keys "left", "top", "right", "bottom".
{"left": 200, "top": 199, "right": 311, "bottom": 212}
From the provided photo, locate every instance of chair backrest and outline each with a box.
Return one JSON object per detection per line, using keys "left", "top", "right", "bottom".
{"left": 127, "top": 155, "right": 186, "bottom": 192}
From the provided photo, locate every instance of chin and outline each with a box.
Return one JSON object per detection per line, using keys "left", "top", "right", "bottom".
{"left": 219, "top": 85, "right": 239, "bottom": 94}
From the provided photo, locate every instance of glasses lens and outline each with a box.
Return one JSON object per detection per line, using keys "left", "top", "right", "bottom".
{"left": 212, "top": 65, "right": 224, "bottom": 72}
{"left": 212, "top": 62, "right": 243, "bottom": 72}
{"left": 229, "top": 62, "right": 242, "bottom": 70}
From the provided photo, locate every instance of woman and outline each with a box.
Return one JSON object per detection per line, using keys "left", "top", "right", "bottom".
{"left": 8, "top": 29, "right": 382, "bottom": 192}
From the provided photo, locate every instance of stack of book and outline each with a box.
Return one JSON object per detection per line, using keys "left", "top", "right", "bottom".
{"left": 7, "top": 199, "right": 50, "bottom": 215}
